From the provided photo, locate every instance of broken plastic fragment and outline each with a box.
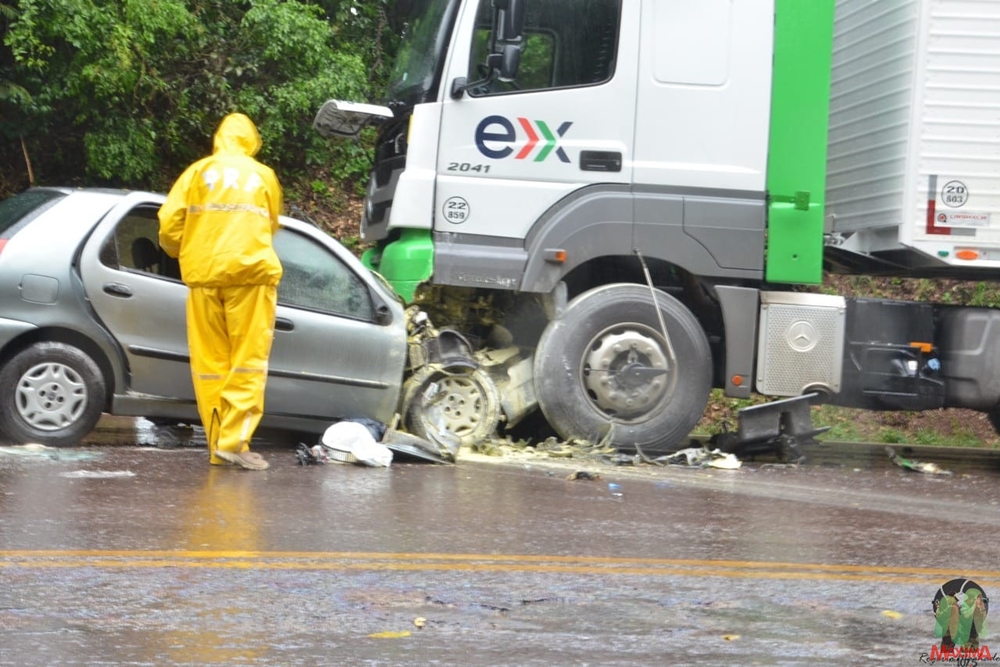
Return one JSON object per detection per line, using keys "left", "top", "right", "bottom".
{"left": 706, "top": 453, "right": 742, "bottom": 470}
{"left": 886, "top": 447, "right": 952, "bottom": 475}
{"left": 663, "top": 446, "right": 742, "bottom": 469}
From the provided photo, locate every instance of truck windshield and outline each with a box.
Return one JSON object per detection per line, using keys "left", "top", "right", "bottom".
{"left": 385, "top": 0, "right": 461, "bottom": 106}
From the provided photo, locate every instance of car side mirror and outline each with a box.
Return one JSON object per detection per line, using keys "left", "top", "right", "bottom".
{"left": 374, "top": 303, "right": 392, "bottom": 325}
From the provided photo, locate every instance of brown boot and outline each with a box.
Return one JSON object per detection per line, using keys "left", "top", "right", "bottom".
{"left": 215, "top": 450, "right": 269, "bottom": 470}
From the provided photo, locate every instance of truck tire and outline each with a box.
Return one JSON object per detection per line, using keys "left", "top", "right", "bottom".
{"left": 403, "top": 365, "right": 502, "bottom": 449}
{"left": 533, "top": 284, "right": 711, "bottom": 454}
{"left": 0, "top": 342, "right": 107, "bottom": 446}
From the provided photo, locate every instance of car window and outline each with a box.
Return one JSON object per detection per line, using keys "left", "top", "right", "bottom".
{"left": 0, "top": 189, "right": 66, "bottom": 236}
{"left": 99, "top": 206, "right": 181, "bottom": 280}
{"left": 273, "top": 229, "right": 374, "bottom": 321}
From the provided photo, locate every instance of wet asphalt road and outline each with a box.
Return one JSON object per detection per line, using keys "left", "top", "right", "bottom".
{"left": 2, "top": 417, "right": 1000, "bottom": 666}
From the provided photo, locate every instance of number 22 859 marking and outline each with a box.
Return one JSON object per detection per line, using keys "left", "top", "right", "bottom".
{"left": 447, "top": 162, "right": 490, "bottom": 173}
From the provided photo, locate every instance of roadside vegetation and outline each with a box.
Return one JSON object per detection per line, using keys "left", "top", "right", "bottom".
{"left": 3, "top": 1, "right": 999, "bottom": 449}
{"left": 0, "top": 0, "right": 391, "bottom": 234}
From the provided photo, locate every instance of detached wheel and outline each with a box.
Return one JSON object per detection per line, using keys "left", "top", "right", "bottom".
{"left": 403, "top": 366, "right": 501, "bottom": 448}
{"left": 534, "top": 284, "right": 711, "bottom": 455}
{"left": 0, "top": 342, "right": 106, "bottom": 446}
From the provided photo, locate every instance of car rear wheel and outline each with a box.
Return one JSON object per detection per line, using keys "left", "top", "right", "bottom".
{"left": 0, "top": 342, "right": 106, "bottom": 446}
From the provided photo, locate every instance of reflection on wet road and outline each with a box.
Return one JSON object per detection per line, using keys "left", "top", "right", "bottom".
{"left": 1, "top": 417, "right": 999, "bottom": 665}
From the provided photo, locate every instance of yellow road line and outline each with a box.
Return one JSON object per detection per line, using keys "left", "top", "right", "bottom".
{"left": 0, "top": 550, "right": 996, "bottom": 586}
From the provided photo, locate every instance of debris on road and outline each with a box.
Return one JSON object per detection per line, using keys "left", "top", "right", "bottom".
{"left": 321, "top": 421, "right": 393, "bottom": 467}
{"left": 382, "top": 429, "right": 455, "bottom": 464}
{"left": 886, "top": 447, "right": 952, "bottom": 475}
{"left": 296, "top": 420, "right": 455, "bottom": 466}
{"left": 295, "top": 443, "right": 326, "bottom": 465}
{"left": 566, "top": 470, "right": 600, "bottom": 481}
{"left": 661, "top": 446, "right": 742, "bottom": 470}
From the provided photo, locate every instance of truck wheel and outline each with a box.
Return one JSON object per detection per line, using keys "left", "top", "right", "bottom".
{"left": 0, "top": 342, "right": 107, "bottom": 446}
{"left": 403, "top": 366, "right": 502, "bottom": 449}
{"left": 534, "top": 284, "right": 711, "bottom": 454}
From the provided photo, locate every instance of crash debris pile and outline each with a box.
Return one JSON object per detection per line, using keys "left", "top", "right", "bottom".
{"left": 296, "top": 417, "right": 459, "bottom": 467}
{"left": 468, "top": 432, "right": 743, "bottom": 470}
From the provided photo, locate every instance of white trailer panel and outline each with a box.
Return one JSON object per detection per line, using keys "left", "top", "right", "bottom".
{"left": 826, "top": 0, "right": 1000, "bottom": 269}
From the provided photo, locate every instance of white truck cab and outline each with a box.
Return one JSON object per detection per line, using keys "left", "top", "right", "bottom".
{"left": 316, "top": 0, "right": 1000, "bottom": 455}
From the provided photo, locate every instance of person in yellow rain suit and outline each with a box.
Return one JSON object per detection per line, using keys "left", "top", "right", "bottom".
{"left": 158, "top": 113, "right": 283, "bottom": 470}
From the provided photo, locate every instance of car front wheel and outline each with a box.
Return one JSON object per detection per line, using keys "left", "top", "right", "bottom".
{"left": 0, "top": 342, "right": 107, "bottom": 446}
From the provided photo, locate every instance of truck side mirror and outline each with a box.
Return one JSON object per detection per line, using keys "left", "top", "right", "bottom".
{"left": 494, "top": 0, "right": 525, "bottom": 42}
{"left": 497, "top": 43, "right": 522, "bottom": 83}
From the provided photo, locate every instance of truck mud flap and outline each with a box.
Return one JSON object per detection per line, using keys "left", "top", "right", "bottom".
{"left": 710, "top": 393, "right": 829, "bottom": 463}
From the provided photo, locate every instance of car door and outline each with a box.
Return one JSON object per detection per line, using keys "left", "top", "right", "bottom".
{"left": 436, "top": 0, "right": 637, "bottom": 241}
{"left": 79, "top": 193, "right": 194, "bottom": 400}
{"left": 80, "top": 195, "right": 407, "bottom": 425}
{"left": 266, "top": 225, "right": 407, "bottom": 424}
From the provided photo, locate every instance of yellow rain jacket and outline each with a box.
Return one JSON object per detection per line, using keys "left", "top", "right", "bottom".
{"left": 158, "top": 113, "right": 284, "bottom": 465}
{"left": 158, "top": 113, "right": 283, "bottom": 287}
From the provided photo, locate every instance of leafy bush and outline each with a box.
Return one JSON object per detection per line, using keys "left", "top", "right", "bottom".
{"left": 2, "top": 0, "right": 389, "bottom": 190}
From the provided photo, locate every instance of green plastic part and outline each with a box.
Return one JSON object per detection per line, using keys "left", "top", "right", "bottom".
{"left": 765, "top": 0, "right": 835, "bottom": 284}
{"left": 365, "top": 228, "right": 434, "bottom": 303}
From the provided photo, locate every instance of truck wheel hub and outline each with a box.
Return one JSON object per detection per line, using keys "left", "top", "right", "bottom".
{"left": 582, "top": 328, "right": 670, "bottom": 418}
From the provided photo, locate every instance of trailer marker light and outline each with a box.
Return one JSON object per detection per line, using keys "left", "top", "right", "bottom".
{"left": 909, "top": 342, "right": 933, "bottom": 353}
{"left": 955, "top": 249, "right": 979, "bottom": 260}
{"left": 731, "top": 375, "right": 744, "bottom": 387}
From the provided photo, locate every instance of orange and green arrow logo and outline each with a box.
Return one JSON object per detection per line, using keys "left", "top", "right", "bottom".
{"left": 475, "top": 115, "right": 572, "bottom": 163}
{"left": 516, "top": 118, "right": 572, "bottom": 162}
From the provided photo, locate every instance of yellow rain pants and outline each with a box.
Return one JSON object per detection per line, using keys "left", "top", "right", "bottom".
{"left": 187, "top": 285, "right": 277, "bottom": 464}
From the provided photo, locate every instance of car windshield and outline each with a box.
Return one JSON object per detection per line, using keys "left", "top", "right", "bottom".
{"left": 384, "top": 0, "right": 462, "bottom": 106}
{"left": 0, "top": 189, "right": 65, "bottom": 235}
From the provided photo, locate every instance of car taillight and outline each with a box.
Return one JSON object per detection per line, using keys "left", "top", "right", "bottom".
{"left": 0, "top": 239, "right": 7, "bottom": 255}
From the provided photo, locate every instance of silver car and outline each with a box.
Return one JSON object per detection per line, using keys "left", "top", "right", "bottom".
{"left": 0, "top": 187, "right": 408, "bottom": 446}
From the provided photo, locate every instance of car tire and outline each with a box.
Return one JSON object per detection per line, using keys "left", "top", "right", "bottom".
{"left": 0, "top": 342, "right": 107, "bottom": 447}
{"left": 533, "top": 283, "right": 711, "bottom": 455}
{"left": 402, "top": 365, "right": 501, "bottom": 449}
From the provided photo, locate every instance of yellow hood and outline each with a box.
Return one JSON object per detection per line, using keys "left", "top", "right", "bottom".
{"left": 213, "top": 113, "right": 262, "bottom": 157}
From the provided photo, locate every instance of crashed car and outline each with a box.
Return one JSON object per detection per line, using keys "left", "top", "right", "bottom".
{"left": 0, "top": 187, "right": 413, "bottom": 446}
